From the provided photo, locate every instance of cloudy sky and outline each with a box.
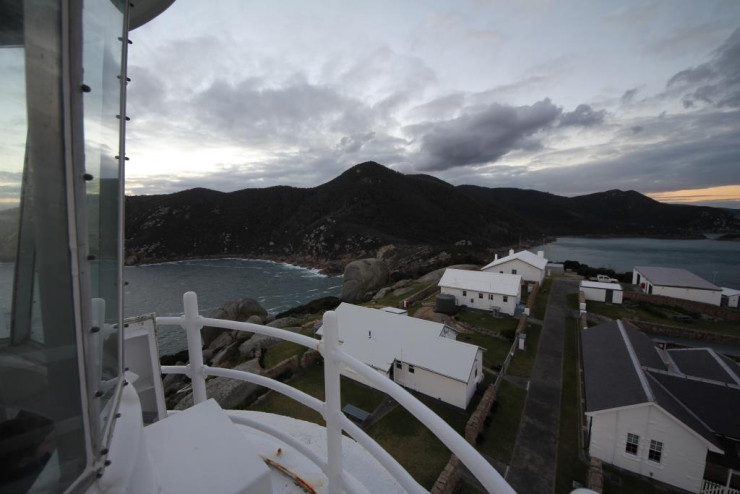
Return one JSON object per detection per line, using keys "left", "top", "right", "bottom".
{"left": 126, "top": 0, "right": 740, "bottom": 208}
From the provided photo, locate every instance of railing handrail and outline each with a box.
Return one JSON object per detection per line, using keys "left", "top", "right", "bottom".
{"left": 156, "top": 291, "right": 516, "bottom": 494}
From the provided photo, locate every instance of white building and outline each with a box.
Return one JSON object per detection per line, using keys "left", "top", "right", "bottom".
{"left": 317, "top": 303, "right": 484, "bottom": 409}
{"left": 582, "top": 320, "right": 740, "bottom": 493}
{"left": 438, "top": 269, "right": 522, "bottom": 316}
{"left": 721, "top": 287, "right": 740, "bottom": 308}
{"left": 632, "top": 266, "right": 722, "bottom": 306}
{"left": 580, "top": 280, "right": 623, "bottom": 304}
{"left": 481, "top": 249, "right": 548, "bottom": 284}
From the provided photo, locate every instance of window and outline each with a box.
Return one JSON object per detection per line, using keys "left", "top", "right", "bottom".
{"left": 503, "top": 296, "right": 508, "bottom": 302}
{"left": 462, "top": 290, "right": 467, "bottom": 296}
{"left": 489, "top": 294, "right": 493, "bottom": 300}
{"left": 626, "top": 433, "right": 639, "bottom": 455}
{"left": 649, "top": 440, "right": 663, "bottom": 463}
{"left": 396, "top": 361, "right": 402, "bottom": 369}
{"left": 512, "top": 269, "right": 517, "bottom": 274}
{"left": 409, "top": 365, "right": 415, "bottom": 373}
{"left": 478, "top": 293, "right": 483, "bottom": 299}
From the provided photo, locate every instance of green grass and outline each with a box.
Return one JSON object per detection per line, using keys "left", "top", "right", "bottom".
{"left": 455, "top": 310, "right": 519, "bottom": 334}
{"left": 261, "top": 327, "right": 314, "bottom": 369}
{"left": 566, "top": 292, "right": 580, "bottom": 311}
{"left": 532, "top": 277, "right": 554, "bottom": 319}
{"left": 587, "top": 300, "right": 739, "bottom": 336}
{"left": 476, "top": 379, "right": 527, "bottom": 464}
{"left": 555, "top": 320, "right": 588, "bottom": 494}
{"left": 507, "top": 324, "right": 541, "bottom": 378}
{"left": 602, "top": 465, "right": 677, "bottom": 493}
{"left": 368, "top": 280, "right": 435, "bottom": 308}
{"left": 457, "top": 331, "right": 514, "bottom": 369}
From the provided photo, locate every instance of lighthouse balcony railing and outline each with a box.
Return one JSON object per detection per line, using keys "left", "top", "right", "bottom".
{"left": 156, "top": 291, "right": 515, "bottom": 494}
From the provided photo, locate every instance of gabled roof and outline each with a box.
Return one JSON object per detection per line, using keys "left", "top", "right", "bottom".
{"left": 438, "top": 269, "right": 521, "bottom": 296}
{"left": 634, "top": 266, "right": 720, "bottom": 291}
{"left": 482, "top": 250, "right": 548, "bottom": 271}
{"left": 323, "top": 303, "right": 481, "bottom": 383}
{"left": 721, "top": 287, "right": 740, "bottom": 297}
{"left": 582, "top": 320, "right": 740, "bottom": 449}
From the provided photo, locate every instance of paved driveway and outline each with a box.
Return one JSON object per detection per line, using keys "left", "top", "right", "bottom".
{"left": 506, "top": 278, "right": 578, "bottom": 493}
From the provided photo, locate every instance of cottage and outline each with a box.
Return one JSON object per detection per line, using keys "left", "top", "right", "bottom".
{"left": 438, "top": 269, "right": 522, "bottom": 316}
{"left": 632, "top": 266, "right": 722, "bottom": 306}
{"left": 317, "top": 303, "right": 483, "bottom": 409}
{"left": 481, "top": 249, "right": 548, "bottom": 284}
{"left": 582, "top": 320, "right": 740, "bottom": 493}
{"left": 721, "top": 287, "right": 740, "bottom": 308}
{"left": 580, "top": 280, "right": 623, "bottom": 304}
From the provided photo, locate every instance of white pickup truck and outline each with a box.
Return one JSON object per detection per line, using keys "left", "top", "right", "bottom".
{"left": 592, "top": 274, "right": 619, "bottom": 283}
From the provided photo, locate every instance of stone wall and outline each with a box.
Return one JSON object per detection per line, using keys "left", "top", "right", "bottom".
{"left": 465, "top": 384, "right": 497, "bottom": 444}
{"left": 515, "top": 314, "right": 528, "bottom": 334}
{"left": 430, "top": 456, "right": 461, "bottom": 494}
{"left": 526, "top": 282, "right": 540, "bottom": 309}
{"left": 588, "top": 457, "right": 604, "bottom": 493}
{"left": 623, "top": 291, "right": 740, "bottom": 321}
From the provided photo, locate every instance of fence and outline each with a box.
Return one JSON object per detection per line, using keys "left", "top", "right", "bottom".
{"left": 157, "top": 291, "right": 516, "bottom": 494}
{"left": 702, "top": 479, "right": 740, "bottom": 494}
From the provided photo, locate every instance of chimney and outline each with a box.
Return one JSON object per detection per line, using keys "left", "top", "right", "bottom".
{"left": 509, "top": 249, "right": 514, "bottom": 256}
{"left": 494, "top": 254, "right": 498, "bottom": 261}
{"left": 537, "top": 251, "right": 544, "bottom": 258}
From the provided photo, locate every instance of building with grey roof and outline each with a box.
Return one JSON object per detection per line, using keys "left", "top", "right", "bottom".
{"left": 582, "top": 320, "right": 740, "bottom": 493}
{"left": 632, "top": 266, "right": 722, "bottom": 306}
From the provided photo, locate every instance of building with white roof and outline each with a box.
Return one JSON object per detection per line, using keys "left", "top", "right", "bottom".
{"left": 481, "top": 249, "right": 548, "bottom": 284}
{"left": 317, "top": 303, "right": 483, "bottom": 409}
{"left": 580, "top": 280, "right": 623, "bottom": 304}
{"left": 632, "top": 267, "right": 722, "bottom": 306}
{"left": 438, "top": 269, "right": 522, "bottom": 316}
{"left": 721, "top": 287, "right": 740, "bottom": 308}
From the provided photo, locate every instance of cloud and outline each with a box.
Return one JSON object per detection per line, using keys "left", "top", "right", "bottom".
{"left": 410, "top": 98, "right": 562, "bottom": 171}
{"left": 666, "top": 28, "right": 740, "bottom": 108}
{"left": 559, "top": 104, "right": 607, "bottom": 127}
{"left": 621, "top": 88, "right": 639, "bottom": 104}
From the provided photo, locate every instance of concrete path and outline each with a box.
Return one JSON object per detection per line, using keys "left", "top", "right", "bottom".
{"left": 506, "top": 278, "right": 578, "bottom": 494}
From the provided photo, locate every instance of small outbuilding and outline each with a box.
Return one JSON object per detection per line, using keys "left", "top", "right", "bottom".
{"left": 438, "top": 269, "right": 522, "bottom": 316}
{"left": 721, "top": 287, "right": 740, "bottom": 308}
{"left": 481, "top": 249, "right": 548, "bottom": 284}
{"left": 580, "top": 280, "right": 623, "bottom": 304}
{"left": 632, "top": 266, "right": 722, "bottom": 306}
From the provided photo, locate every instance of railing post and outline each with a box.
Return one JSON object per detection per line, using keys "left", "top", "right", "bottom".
{"left": 183, "top": 291, "right": 207, "bottom": 405}
{"left": 322, "top": 310, "right": 343, "bottom": 493}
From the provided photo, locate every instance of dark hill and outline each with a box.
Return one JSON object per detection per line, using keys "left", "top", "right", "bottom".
{"left": 124, "top": 162, "right": 740, "bottom": 262}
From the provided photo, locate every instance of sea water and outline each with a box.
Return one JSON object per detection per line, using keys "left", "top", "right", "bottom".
{"left": 123, "top": 258, "right": 342, "bottom": 355}
{"left": 531, "top": 237, "right": 740, "bottom": 288}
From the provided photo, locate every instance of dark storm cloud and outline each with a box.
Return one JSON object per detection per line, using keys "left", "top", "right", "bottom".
{"left": 667, "top": 28, "right": 740, "bottom": 108}
{"left": 410, "top": 99, "right": 562, "bottom": 171}
{"left": 559, "top": 104, "right": 607, "bottom": 127}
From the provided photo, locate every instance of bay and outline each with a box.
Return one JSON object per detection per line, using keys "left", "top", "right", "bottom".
{"left": 531, "top": 237, "right": 740, "bottom": 288}
{"left": 124, "top": 258, "right": 342, "bottom": 355}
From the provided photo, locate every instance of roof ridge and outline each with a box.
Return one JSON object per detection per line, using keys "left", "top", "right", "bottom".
{"left": 617, "top": 320, "right": 655, "bottom": 402}
{"left": 644, "top": 366, "right": 740, "bottom": 390}
{"left": 706, "top": 348, "right": 740, "bottom": 386}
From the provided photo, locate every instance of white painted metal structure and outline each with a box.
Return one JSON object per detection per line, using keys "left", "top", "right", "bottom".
{"left": 316, "top": 303, "right": 483, "bottom": 408}
{"left": 580, "top": 280, "right": 624, "bottom": 304}
{"left": 482, "top": 249, "right": 548, "bottom": 284}
{"left": 439, "top": 269, "right": 522, "bottom": 315}
{"left": 632, "top": 267, "right": 722, "bottom": 306}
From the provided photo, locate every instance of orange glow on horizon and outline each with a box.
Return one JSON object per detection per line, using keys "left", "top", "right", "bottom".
{"left": 647, "top": 185, "right": 740, "bottom": 204}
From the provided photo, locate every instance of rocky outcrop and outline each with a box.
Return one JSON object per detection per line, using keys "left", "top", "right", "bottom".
{"left": 416, "top": 264, "right": 480, "bottom": 284}
{"left": 340, "top": 258, "right": 390, "bottom": 303}
{"left": 202, "top": 298, "right": 268, "bottom": 347}
{"left": 174, "top": 359, "right": 262, "bottom": 410}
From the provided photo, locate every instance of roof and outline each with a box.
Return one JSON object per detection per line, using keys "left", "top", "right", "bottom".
{"left": 721, "top": 287, "right": 740, "bottom": 297}
{"left": 324, "top": 303, "right": 481, "bottom": 383}
{"left": 581, "top": 320, "right": 740, "bottom": 448}
{"left": 482, "top": 250, "right": 548, "bottom": 271}
{"left": 634, "top": 266, "right": 720, "bottom": 291}
{"left": 580, "top": 281, "right": 623, "bottom": 291}
{"left": 438, "top": 269, "right": 521, "bottom": 296}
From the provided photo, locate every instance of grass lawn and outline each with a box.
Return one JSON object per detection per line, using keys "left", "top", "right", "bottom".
{"left": 566, "top": 292, "right": 580, "bottom": 311}
{"left": 602, "top": 465, "right": 677, "bottom": 493}
{"left": 457, "top": 331, "right": 514, "bottom": 369}
{"left": 368, "top": 280, "right": 435, "bottom": 308}
{"left": 476, "top": 379, "right": 527, "bottom": 464}
{"left": 533, "top": 277, "right": 554, "bottom": 320}
{"left": 555, "top": 320, "right": 588, "bottom": 494}
{"left": 587, "top": 300, "right": 739, "bottom": 336}
{"left": 507, "top": 324, "right": 541, "bottom": 378}
{"left": 456, "top": 310, "right": 519, "bottom": 334}
{"left": 261, "top": 327, "right": 314, "bottom": 369}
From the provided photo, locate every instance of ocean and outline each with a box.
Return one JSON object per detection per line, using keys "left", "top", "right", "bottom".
{"left": 123, "top": 258, "right": 342, "bottom": 355}
{"left": 530, "top": 236, "right": 740, "bottom": 288}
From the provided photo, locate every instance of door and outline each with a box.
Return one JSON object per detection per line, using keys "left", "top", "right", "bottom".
{"left": 606, "top": 289, "right": 613, "bottom": 303}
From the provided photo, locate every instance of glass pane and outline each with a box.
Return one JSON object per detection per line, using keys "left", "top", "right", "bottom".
{"left": 82, "top": 0, "right": 124, "bottom": 419}
{"left": 0, "top": 2, "right": 88, "bottom": 491}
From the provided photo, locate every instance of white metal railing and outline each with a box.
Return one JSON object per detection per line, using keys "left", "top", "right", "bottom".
{"left": 702, "top": 479, "right": 740, "bottom": 494}
{"left": 157, "top": 291, "right": 516, "bottom": 494}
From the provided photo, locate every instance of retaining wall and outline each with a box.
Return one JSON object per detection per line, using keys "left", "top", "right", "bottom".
{"left": 623, "top": 291, "right": 740, "bottom": 321}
